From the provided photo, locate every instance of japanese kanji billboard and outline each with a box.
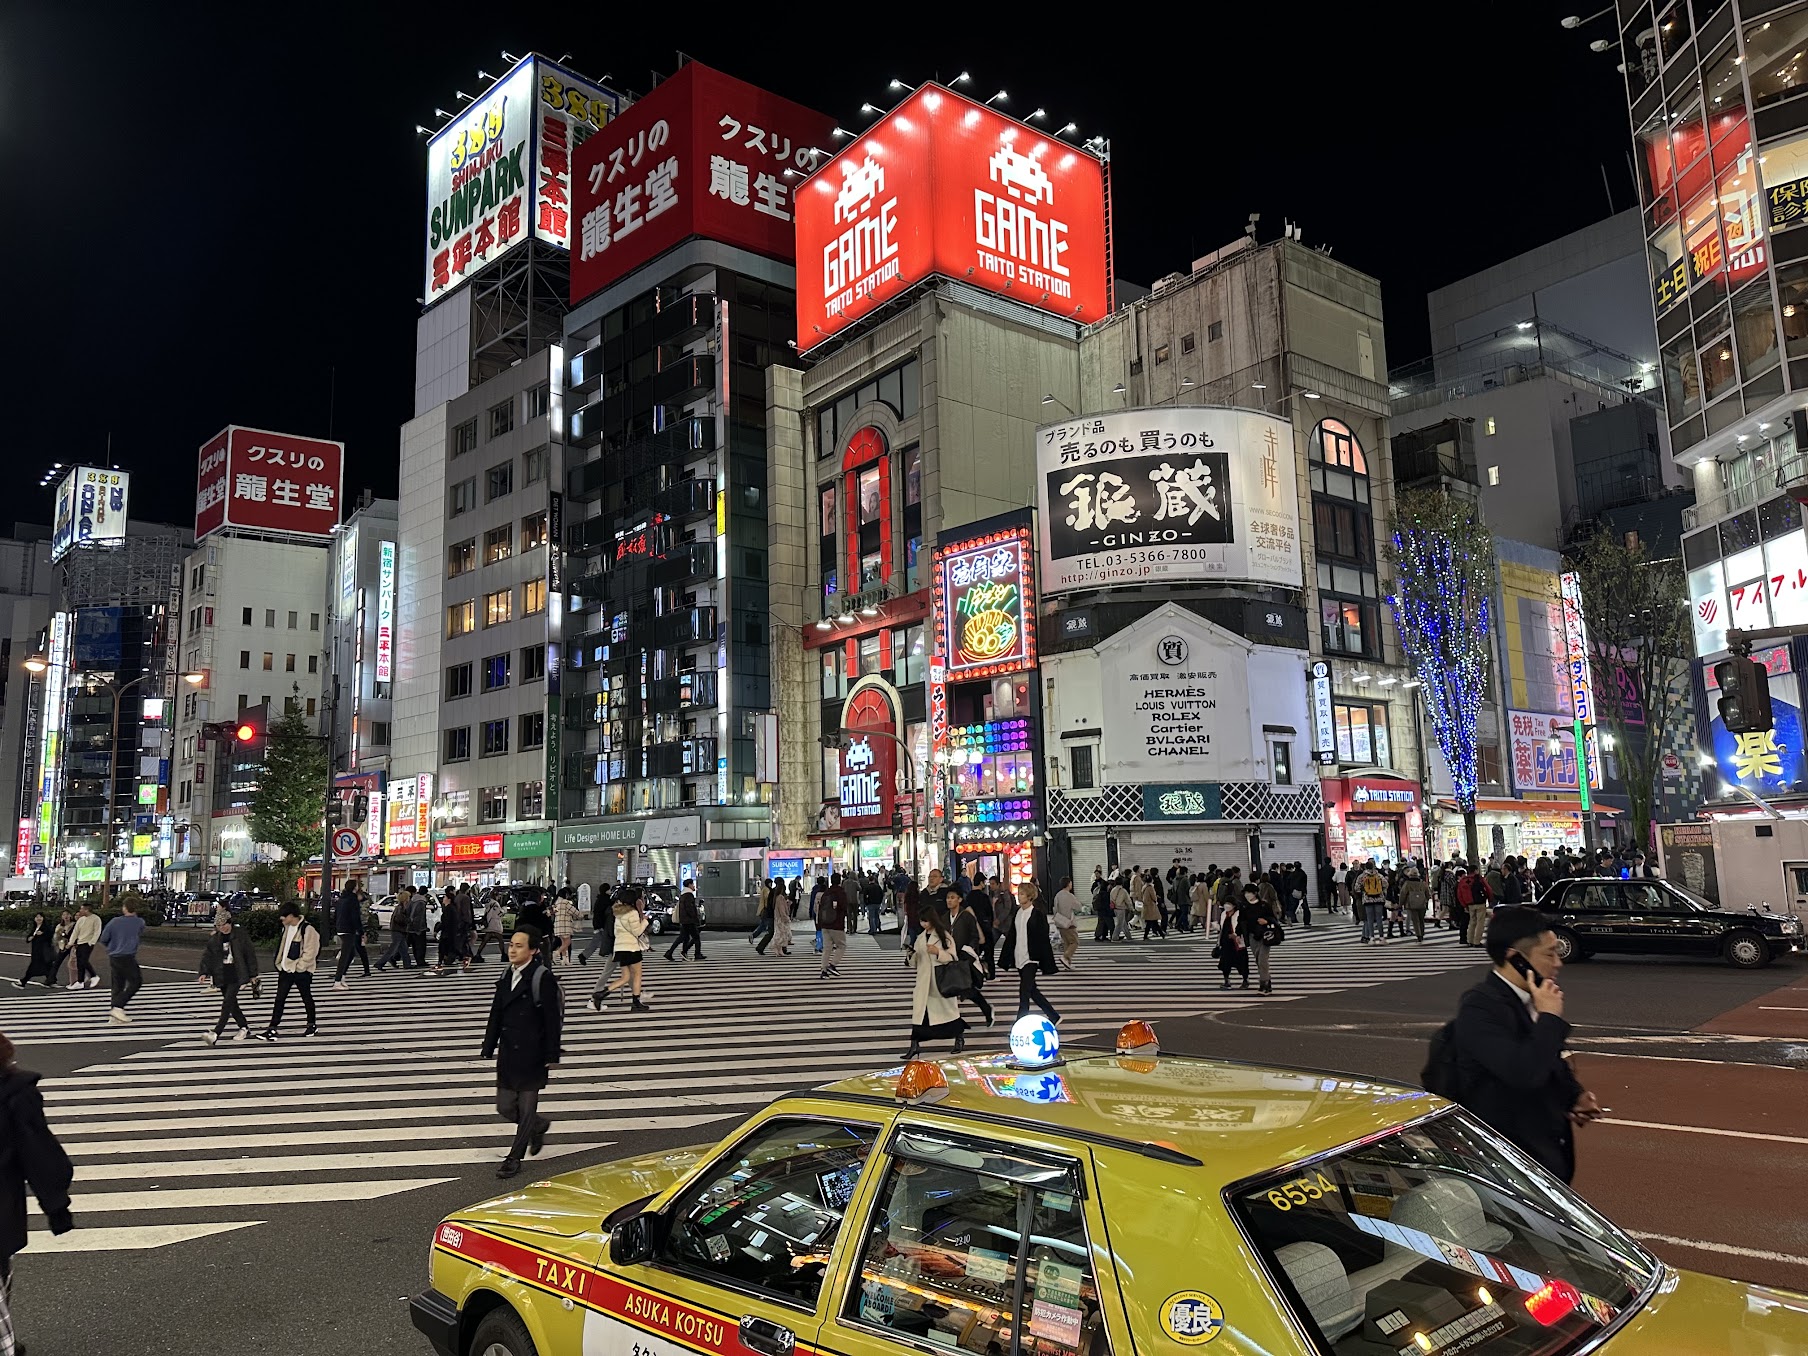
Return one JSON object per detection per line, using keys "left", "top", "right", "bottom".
{"left": 425, "top": 56, "right": 625, "bottom": 305}
{"left": 1035, "top": 408, "right": 1301, "bottom": 596}
{"left": 50, "top": 466, "right": 129, "bottom": 562}
{"left": 570, "top": 63, "right": 833, "bottom": 304}
{"left": 794, "top": 83, "right": 1109, "bottom": 351}
{"left": 1506, "top": 710, "right": 1601, "bottom": 793}
{"left": 195, "top": 427, "right": 343, "bottom": 541}
{"left": 934, "top": 519, "right": 1038, "bottom": 681}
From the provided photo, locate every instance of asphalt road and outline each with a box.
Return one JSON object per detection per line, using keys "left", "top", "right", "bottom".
{"left": 1, "top": 925, "right": 1804, "bottom": 1355}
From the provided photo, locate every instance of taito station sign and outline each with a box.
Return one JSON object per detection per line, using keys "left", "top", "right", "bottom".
{"left": 795, "top": 83, "right": 1109, "bottom": 350}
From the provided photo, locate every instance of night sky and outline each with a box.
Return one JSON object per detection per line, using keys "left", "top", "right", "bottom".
{"left": 5, "top": 2, "right": 1633, "bottom": 529}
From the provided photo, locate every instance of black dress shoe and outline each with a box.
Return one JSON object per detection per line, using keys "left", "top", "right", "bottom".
{"left": 899, "top": 1046, "right": 922, "bottom": 1061}
{"left": 529, "top": 1116, "right": 549, "bottom": 1157}
{"left": 496, "top": 1157, "right": 522, "bottom": 1179}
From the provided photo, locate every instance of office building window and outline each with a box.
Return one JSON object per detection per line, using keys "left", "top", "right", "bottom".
{"left": 287, "top": 610, "right": 298, "bottom": 629}
{"left": 305, "top": 697, "right": 316, "bottom": 717}
{"left": 488, "top": 399, "right": 514, "bottom": 439}
{"left": 1310, "top": 417, "right": 1380, "bottom": 659}
{"left": 371, "top": 721, "right": 390, "bottom": 746}
{"left": 526, "top": 383, "right": 550, "bottom": 419}
{"left": 518, "top": 779, "right": 544, "bottom": 819}
{"left": 310, "top": 612, "right": 320, "bottom": 630}
{"left": 484, "top": 589, "right": 513, "bottom": 626}
{"left": 521, "top": 511, "right": 548, "bottom": 550}
{"left": 450, "top": 477, "right": 477, "bottom": 516}
{"left": 524, "top": 578, "right": 546, "bottom": 615}
{"left": 1271, "top": 740, "right": 1293, "bottom": 786}
{"left": 262, "top": 652, "right": 273, "bottom": 671}
{"left": 482, "top": 653, "right": 510, "bottom": 691}
{"left": 480, "top": 785, "right": 508, "bottom": 822}
{"left": 452, "top": 417, "right": 478, "bottom": 457}
{"left": 1070, "top": 743, "right": 1096, "bottom": 790}
{"left": 445, "top": 662, "right": 473, "bottom": 699}
{"left": 483, "top": 525, "right": 512, "bottom": 565}
{"left": 265, "top": 609, "right": 276, "bottom": 627}
{"left": 523, "top": 446, "right": 547, "bottom": 484}
{"left": 519, "top": 711, "right": 545, "bottom": 749}
{"left": 486, "top": 461, "right": 513, "bottom": 501}
{"left": 1333, "top": 700, "right": 1392, "bottom": 767}
{"left": 447, "top": 600, "right": 475, "bottom": 637}
{"left": 239, "top": 650, "right": 250, "bottom": 669}
{"left": 890, "top": 623, "right": 926, "bottom": 687}
{"left": 308, "top": 654, "right": 318, "bottom": 673}
{"left": 241, "top": 607, "right": 252, "bottom": 625}
{"left": 520, "top": 643, "right": 546, "bottom": 681}
{"left": 1181, "top": 332, "right": 1196, "bottom": 353}
{"left": 1208, "top": 320, "right": 1224, "bottom": 342}
{"left": 444, "top": 727, "right": 471, "bottom": 762}
{"left": 284, "top": 654, "right": 296, "bottom": 672}
{"left": 448, "top": 538, "right": 476, "bottom": 576}
{"left": 481, "top": 719, "right": 510, "bottom": 756}
{"left": 1153, "top": 343, "right": 1170, "bottom": 365}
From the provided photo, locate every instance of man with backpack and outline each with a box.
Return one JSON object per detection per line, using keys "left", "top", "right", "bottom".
{"left": 1357, "top": 860, "right": 1388, "bottom": 944}
{"left": 480, "top": 926, "right": 563, "bottom": 1180}
{"left": 1424, "top": 906, "right": 1602, "bottom": 1183}
{"left": 1459, "top": 865, "right": 1494, "bottom": 946}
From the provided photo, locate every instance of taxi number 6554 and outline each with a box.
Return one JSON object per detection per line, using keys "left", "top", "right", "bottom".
{"left": 1266, "top": 1171, "right": 1338, "bottom": 1211}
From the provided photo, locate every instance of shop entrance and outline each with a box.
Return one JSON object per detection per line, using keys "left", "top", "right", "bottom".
{"left": 1344, "top": 818, "right": 1400, "bottom": 864}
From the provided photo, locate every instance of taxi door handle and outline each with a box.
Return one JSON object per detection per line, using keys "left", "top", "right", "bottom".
{"left": 740, "top": 1316, "right": 796, "bottom": 1356}
{"left": 1626, "top": 916, "right": 1644, "bottom": 922}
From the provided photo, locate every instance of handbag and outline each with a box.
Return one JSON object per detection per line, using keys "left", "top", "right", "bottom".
{"left": 1261, "top": 921, "right": 1286, "bottom": 947}
{"left": 935, "top": 957, "right": 974, "bottom": 997}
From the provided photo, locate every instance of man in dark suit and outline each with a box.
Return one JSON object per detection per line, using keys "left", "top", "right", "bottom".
{"left": 1451, "top": 906, "right": 1602, "bottom": 1182}
{"left": 481, "top": 927, "right": 563, "bottom": 1179}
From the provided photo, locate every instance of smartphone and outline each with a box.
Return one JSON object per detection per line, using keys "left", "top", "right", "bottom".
{"left": 1507, "top": 952, "right": 1544, "bottom": 987}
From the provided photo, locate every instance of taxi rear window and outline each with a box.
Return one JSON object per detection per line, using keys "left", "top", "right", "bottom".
{"left": 1228, "top": 1112, "right": 1655, "bottom": 1356}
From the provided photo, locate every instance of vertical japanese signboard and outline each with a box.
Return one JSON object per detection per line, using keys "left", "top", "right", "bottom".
{"left": 195, "top": 427, "right": 343, "bottom": 540}
{"left": 1558, "top": 572, "right": 1595, "bottom": 726}
{"left": 569, "top": 62, "right": 832, "bottom": 304}
{"left": 1309, "top": 660, "right": 1336, "bottom": 766}
{"left": 794, "top": 82, "right": 1109, "bottom": 350}
{"left": 425, "top": 56, "right": 624, "bottom": 306}
{"left": 1035, "top": 408, "right": 1301, "bottom": 593}
{"left": 375, "top": 540, "right": 396, "bottom": 682}
{"left": 934, "top": 522, "right": 1038, "bottom": 681}
{"left": 50, "top": 467, "right": 130, "bottom": 562}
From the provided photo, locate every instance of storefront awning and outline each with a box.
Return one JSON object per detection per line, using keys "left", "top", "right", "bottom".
{"left": 1435, "top": 798, "right": 1622, "bottom": 816}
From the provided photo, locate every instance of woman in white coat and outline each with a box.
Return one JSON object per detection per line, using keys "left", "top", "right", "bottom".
{"left": 900, "top": 898, "right": 967, "bottom": 1060}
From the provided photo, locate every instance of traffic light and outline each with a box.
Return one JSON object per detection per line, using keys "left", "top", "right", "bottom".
{"left": 1715, "top": 655, "right": 1774, "bottom": 734}
{"left": 327, "top": 799, "right": 346, "bottom": 828}
{"left": 352, "top": 793, "right": 369, "bottom": 822}
{"left": 235, "top": 721, "right": 257, "bottom": 742}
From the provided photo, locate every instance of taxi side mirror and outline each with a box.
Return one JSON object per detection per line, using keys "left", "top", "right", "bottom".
{"left": 609, "top": 1211, "right": 663, "bottom": 1266}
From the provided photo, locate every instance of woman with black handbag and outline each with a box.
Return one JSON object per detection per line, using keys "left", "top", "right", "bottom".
{"left": 1216, "top": 894, "right": 1250, "bottom": 990}
{"left": 901, "top": 899, "right": 967, "bottom": 1060}
{"left": 946, "top": 890, "right": 995, "bottom": 1027}
{"left": 1240, "top": 882, "right": 1281, "bottom": 995}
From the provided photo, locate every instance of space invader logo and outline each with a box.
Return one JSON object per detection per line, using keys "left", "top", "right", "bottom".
{"left": 989, "top": 143, "right": 1053, "bottom": 206}
{"left": 834, "top": 155, "right": 885, "bottom": 223}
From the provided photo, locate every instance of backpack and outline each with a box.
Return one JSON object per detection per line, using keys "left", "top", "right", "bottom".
{"left": 1361, "top": 871, "right": 1386, "bottom": 899}
{"left": 1456, "top": 874, "right": 1478, "bottom": 908}
{"left": 1422, "top": 1019, "right": 1464, "bottom": 1100}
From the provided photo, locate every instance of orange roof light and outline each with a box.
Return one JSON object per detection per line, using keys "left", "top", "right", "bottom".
{"left": 895, "top": 1060, "right": 950, "bottom": 1105}
{"left": 1115, "top": 1020, "right": 1159, "bottom": 1056}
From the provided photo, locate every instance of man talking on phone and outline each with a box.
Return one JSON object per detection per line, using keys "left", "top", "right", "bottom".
{"left": 1449, "top": 906, "right": 1603, "bottom": 1183}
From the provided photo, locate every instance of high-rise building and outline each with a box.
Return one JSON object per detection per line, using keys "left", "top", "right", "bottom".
{"left": 0, "top": 527, "right": 56, "bottom": 881}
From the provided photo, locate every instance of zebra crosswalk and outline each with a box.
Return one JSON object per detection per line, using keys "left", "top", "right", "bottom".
{"left": 5, "top": 922, "right": 1481, "bottom": 1254}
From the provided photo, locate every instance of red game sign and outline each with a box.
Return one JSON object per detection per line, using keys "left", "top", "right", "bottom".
{"left": 838, "top": 681, "right": 898, "bottom": 833}
{"left": 795, "top": 83, "right": 1109, "bottom": 350}
{"left": 196, "top": 427, "right": 344, "bottom": 541}
{"left": 570, "top": 63, "right": 834, "bottom": 304}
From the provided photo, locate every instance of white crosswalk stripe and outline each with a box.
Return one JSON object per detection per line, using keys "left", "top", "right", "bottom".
{"left": 5, "top": 921, "right": 1480, "bottom": 1252}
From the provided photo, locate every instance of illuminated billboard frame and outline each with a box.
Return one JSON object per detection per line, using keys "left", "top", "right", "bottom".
{"left": 51, "top": 467, "right": 130, "bottom": 563}
{"left": 933, "top": 520, "right": 1039, "bottom": 682}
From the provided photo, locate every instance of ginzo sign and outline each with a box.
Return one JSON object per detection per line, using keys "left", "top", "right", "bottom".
{"left": 570, "top": 62, "right": 833, "bottom": 304}
{"left": 196, "top": 427, "right": 343, "bottom": 540}
{"left": 795, "top": 83, "right": 1108, "bottom": 350}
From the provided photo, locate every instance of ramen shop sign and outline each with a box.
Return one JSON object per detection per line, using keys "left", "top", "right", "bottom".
{"left": 936, "top": 526, "right": 1038, "bottom": 681}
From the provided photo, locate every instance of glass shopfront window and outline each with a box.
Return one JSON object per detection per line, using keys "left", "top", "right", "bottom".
{"left": 1700, "top": 329, "right": 1738, "bottom": 403}
{"left": 1780, "top": 260, "right": 1808, "bottom": 357}
{"left": 1733, "top": 279, "right": 1782, "bottom": 379}
{"left": 1746, "top": 5, "right": 1808, "bottom": 109}
{"left": 1760, "top": 129, "right": 1808, "bottom": 231}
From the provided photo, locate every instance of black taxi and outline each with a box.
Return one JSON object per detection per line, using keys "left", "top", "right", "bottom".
{"left": 1535, "top": 876, "right": 1804, "bottom": 967}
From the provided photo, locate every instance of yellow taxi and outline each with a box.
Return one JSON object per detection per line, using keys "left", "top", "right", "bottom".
{"left": 411, "top": 1020, "right": 1808, "bottom": 1355}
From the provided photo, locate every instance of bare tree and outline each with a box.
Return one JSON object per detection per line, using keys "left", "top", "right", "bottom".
{"left": 1385, "top": 489, "right": 1498, "bottom": 865}
{"left": 1565, "top": 530, "right": 1692, "bottom": 856}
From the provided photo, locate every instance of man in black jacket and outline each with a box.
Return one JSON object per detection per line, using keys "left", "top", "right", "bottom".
{"left": 481, "top": 927, "right": 563, "bottom": 1179}
{"left": 197, "top": 914, "right": 260, "bottom": 1045}
{"left": 331, "top": 882, "right": 369, "bottom": 989}
{"left": 1450, "top": 906, "right": 1602, "bottom": 1183}
{"left": 1, "top": 1031, "right": 76, "bottom": 1353}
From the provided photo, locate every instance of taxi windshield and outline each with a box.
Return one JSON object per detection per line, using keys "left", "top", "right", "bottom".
{"left": 1229, "top": 1112, "right": 1657, "bottom": 1356}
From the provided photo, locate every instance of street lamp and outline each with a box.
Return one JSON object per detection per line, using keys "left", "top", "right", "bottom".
{"left": 27, "top": 658, "right": 206, "bottom": 908}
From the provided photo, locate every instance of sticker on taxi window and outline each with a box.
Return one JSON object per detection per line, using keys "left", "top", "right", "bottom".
{"left": 1160, "top": 1291, "right": 1224, "bottom": 1345}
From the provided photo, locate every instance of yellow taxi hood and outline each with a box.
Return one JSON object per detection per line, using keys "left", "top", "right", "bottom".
{"left": 447, "top": 1143, "right": 713, "bottom": 1240}
{"left": 823, "top": 1050, "right": 1438, "bottom": 1188}
{"left": 1598, "top": 1268, "right": 1808, "bottom": 1350}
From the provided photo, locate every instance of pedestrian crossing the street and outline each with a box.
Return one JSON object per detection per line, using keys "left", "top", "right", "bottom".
{"left": 3, "top": 921, "right": 1482, "bottom": 1255}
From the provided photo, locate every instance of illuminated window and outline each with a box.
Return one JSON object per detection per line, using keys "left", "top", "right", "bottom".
{"left": 1333, "top": 700, "right": 1392, "bottom": 766}
{"left": 521, "top": 511, "right": 548, "bottom": 550}
{"left": 448, "top": 538, "right": 475, "bottom": 576}
{"left": 1485, "top": 416, "right": 1497, "bottom": 435}
{"left": 484, "top": 589, "right": 513, "bottom": 627}
{"left": 483, "top": 526, "right": 512, "bottom": 565}
{"left": 1310, "top": 417, "right": 1368, "bottom": 474}
{"left": 479, "top": 785, "right": 508, "bottom": 820}
{"left": 524, "top": 578, "right": 547, "bottom": 615}
{"left": 481, "top": 720, "right": 509, "bottom": 757}
{"left": 1488, "top": 465, "right": 1501, "bottom": 486}
{"left": 482, "top": 653, "right": 510, "bottom": 692}
{"left": 447, "top": 600, "right": 475, "bottom": 638}
{"left": 1746, "top": 7, "right": 1808, "bottom": 109}
{"left": 518, "top": 780, "right": 544, "bottom": 818}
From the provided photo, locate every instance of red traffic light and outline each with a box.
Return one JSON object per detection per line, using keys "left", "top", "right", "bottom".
{"left": 235, "top": 723, "right": 257, "bottom": 742}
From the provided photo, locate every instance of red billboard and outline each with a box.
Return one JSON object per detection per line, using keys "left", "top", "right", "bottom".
{"left": 434, "top": 832, "right": 505, "bottom": 863}
{"left": 570, "top": 63, "right": 834, "bottom": 304}
{"left": 838, "top": 681, "right": 898, "bottom": 833}
{"left": 795, "top": 83, "right": 1109, "bottom": 351}
{"left": 196, "top": 426, "right": 345, "bottom": 541}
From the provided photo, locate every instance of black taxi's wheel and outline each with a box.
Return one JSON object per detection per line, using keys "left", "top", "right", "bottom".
{"left": 650, "top": 917, "right": 666, "bottom": 935}
{"left": 1551, "top": 927, "right": 1586, "bottom": 962}
{"left": 470, "top": 1306, "right": 540, "bottom": 1356}
{"left": 1725, "top": 930, "right": 1771, "bottom": 969}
